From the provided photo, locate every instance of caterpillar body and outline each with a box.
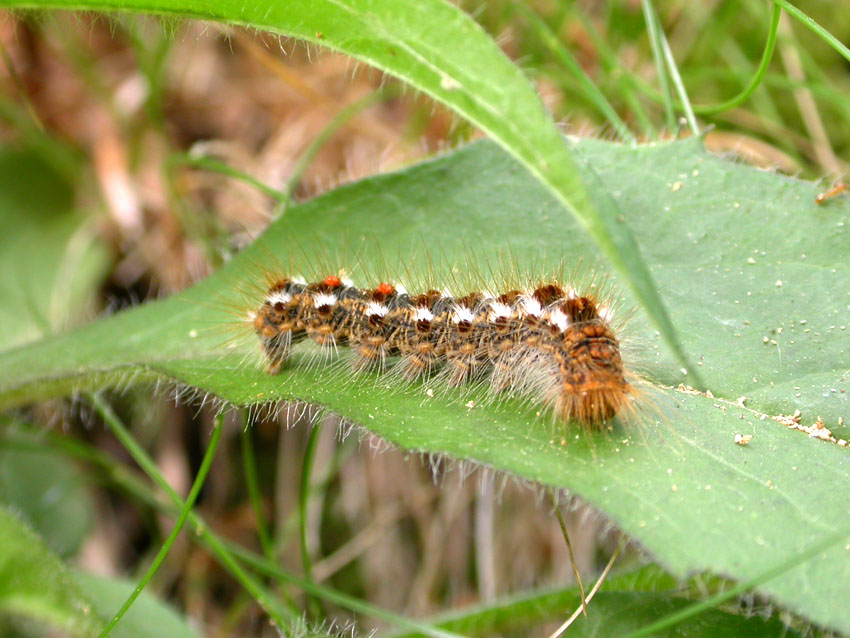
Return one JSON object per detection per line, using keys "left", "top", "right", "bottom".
{"left": 250, "top": 272, "right": 633, "bottom": 428}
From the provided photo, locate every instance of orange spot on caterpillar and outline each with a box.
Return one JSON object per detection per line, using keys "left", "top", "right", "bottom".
{"left": 815, "top": 181, "right": 846, "bottom": 204}
{"left": 323, "top": 275, "right": 342, "bottom": 287}
{"left": 376, "top": 282, "right": 394, "bottom": 295}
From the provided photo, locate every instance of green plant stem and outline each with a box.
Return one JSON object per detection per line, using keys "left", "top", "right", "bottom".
{"left": 298, "top": 420, "right": 325, "bottom": 620}
{"left": 299, "top": 421, "right": 322, "bottom": 583}
{"left": 692, "top": 3, "right": 780, "bottom": 115}
{"left": 35, "top": 411, "right": 460, "bottom": 638}
{"left": 642, "top": 0, "right": 699, "bottom": 134}
{"left": 568, "top": 7, "right": 655, "bottom": 136}
{"left": 88, "top": 393, "right": 297, "bottom": 632}
{"left": 281, "top": 85, "right": 403, "bottom": 210}
{"left": 169, "top": 153, "right": 288, "bottom": 203}
{"left": 239, "top": 412, "right": 275, "bottom": 561}
{"left": 653, "top": 7, "right": 698, "bottom": 135}
{"left": 547, "top": 537, "right": 626, "bottom": 638}
{"left": 713, "top": 27, "right": 782, "bottom": 125}
{"left": 98, "top": 412, "right": 224, "bottom": 637}
{"left": 773, "top": 0, "right": 850, "bottom": 65}
{"left": 223, "top": 541, "right": 467, "bottom": 638}
{"left": 170, "top": 86, "right": 401, "bottom": 217}
{"left": 515, "top": 5, "right": 634, "bottom": 142}
{"left": 637, "top": 2, "right": 839, "bottom": 122}
{"left": 641, "top": 0, "right": 676, "bottom": 131}
{"left": 548, "top": 489, "right": 586, "bottom": 617}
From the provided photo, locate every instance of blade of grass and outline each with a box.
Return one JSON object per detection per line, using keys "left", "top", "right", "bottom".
{"left": 71, "top": 403, "right": 465, "bottom": 638}
{"left": 514, "top": 4, "right": 634, "bottom": 143}
{"left": 567, "top": 7, "right": 655, "bottom": 137}
{"left": 692, "top": 3, "right": 780, "bottom": 116}
{"left": 239, "top": 412, "right": 275, "bottom": 562}
{"left": 655, "top": 19, "right": 698, "bottom": 134}
{"left": 88, "top": 393, "right": 298, "bottom": 632}
{"left": 282, "top": 85, "right": 404, "bottom": 210}
{"left": 169, "top": 153, "right": 288, "bottom": 203}
{"left": 626, "top": 3, "right": 780, "bottom": 126}
{"left": 642, "top": 0, "right": 699, "bottom": 135}
{"left": 547, "top": 537, "right": 626, "bottom": 638}
{"left": 638, "top": 1, "right": 847, "bottom": 123}
{"left": 772, "top": 0, "right": 850, "bottom": 65}
{"left": 548, "top": 489, "right": 586, "bottom": 617}
{"left": 299, "top": 419, "right": 323, "bottom": 618}
{"left": 713, "top": 30, "right": 783, "bottom": 125}
{"left": 656, "top": 12, "right": 698, "bottom": 135}
{"left": 98, "top": 412, "right": 224, "bottom": 637}
{"left": 223, "top": 541, "right": 470, "bottom": 638}
{"left": 641, "top": 0, "right": 676, "bottom": 131}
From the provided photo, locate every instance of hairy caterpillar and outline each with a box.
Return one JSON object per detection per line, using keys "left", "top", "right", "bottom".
{"left": 248, "top": 268, "right": 636, "bottom": 428}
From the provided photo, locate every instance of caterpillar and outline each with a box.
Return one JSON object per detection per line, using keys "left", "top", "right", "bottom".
{"left": 248, "top": 270, "right": 635, "bottom": 428}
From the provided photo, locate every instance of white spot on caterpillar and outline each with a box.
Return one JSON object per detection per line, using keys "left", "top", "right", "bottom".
{"left": 395, "top": 283, "right": 409, "bottom": 295}
{"left": 267, "top": 291, "right": 292, "bottom": 305}
{"left": 598, "top": 306, "right": 614, "bottom": 322}
{"left": 341, "top": 277, "right": 355, "bottom": 287}
{"left": 293, "top": 275, "right": 307, "bottom": 285}
{"left": 314, "top": 293, "right": 337, "bottom": 308}
{"left": 415, "top": 307, "right": 434, "bottom": 322}
{"left": 366, "top": 301, "right": 389, "bottom": 317}
{"left": 548, "top": 308, "right": 570, "bottom": 332}
{"left": 452, "top": 306, "right": 476, "bottom": 324}
{"left": 520, "top": 295, "right": 543, "bottom": 318}
{"left": 488, "top": 301, "right": 512, "bottom": 320}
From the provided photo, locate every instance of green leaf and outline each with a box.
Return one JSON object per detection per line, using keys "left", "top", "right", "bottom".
{"left": 0, "top": 0, "right": 692, "bottom": 380}
{"left": 0, "top": 147, "right": 111, "bottom": 351}
{"left": 72, "top": 571, "right": 200, "bottom": 638}
{"left": 393, "top": 590, "right": 804, "bottom": 638}
{"left": 391, "top": 566, "right": 803, "bottom": 637}
{"left": 0, "top": 422, "right": 95, "bottom": 559}
{"left": 1, "top": 139, "right": 849, "bottom": 633}
{"left": 0, "top": 505, "right": 102, "bottom": 636}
